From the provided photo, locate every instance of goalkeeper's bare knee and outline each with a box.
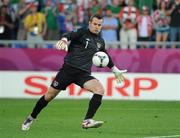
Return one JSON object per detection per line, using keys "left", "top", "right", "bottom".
{"left": 44, "top": 87, "right": 60, "bottom": 101}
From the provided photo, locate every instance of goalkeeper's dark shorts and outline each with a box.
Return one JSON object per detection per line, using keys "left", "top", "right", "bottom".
{"left": 50, "top": 63, "right": 95, "bottom": 90}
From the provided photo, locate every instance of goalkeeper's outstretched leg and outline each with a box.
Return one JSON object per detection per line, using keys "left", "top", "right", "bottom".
{"left": 22, "top": 87, "right": 60, "bottom": 131}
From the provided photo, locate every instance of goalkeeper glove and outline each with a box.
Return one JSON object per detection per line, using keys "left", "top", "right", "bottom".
{"left": 112, "top": 66, "right": 127, "bottom": 83}
{"left": 55, "top": 37, "right": 68, "bottom": 51}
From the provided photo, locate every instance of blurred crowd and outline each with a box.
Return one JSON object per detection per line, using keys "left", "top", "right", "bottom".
{"left": 0, "top": 0, "right": 180, "bottom": 49}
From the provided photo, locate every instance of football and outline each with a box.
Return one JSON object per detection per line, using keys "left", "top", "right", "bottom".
{"left": 92, "top": 51, "right": 109, "bottom": 67}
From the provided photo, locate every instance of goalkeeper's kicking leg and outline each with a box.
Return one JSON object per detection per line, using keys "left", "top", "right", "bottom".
{"left": 21, "top": 87, "right": 60, "bottom": 131}
{"left": 81, "top": 79, "right": 104, "bottom": 129}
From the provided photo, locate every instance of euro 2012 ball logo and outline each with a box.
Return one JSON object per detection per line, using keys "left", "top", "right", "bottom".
{"left": 92, "top": 51, "right": 109, "bottom": 67}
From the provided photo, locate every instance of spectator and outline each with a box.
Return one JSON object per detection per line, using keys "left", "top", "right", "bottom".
{"left": 137, "top": 6, "right": 153, "bottom": 48}
{"left": 154, "top": 0, "right": 173, "bottom": 10}
{"left": 136, "top": 0, "right": 154, "bottom": 13}
{"left": 71, "top": 1, "right": 78, "bottom": 28}
{"left": 65, "top": 14, "right": 74, "bottom": 32}
{"left": 41, "top": 1, "right": 59, "bottom": 40}
{"left": 1, "top": 0, "right": 18, "bottom": 39}
{"left": 57, "top": 1, "right": 78, "bottom": 36}
{"left": 153, "top": 1, "right": 170, "bottom": 48}
{"left": 0, "top": 5, "right": 14, "bottom": 47}
{"left": 99, "top": 0, "right": 109, "bottom": 16}
{"left": 77, "top": 0, "right": 84, "bottom": 27}
{"left": 17, "top": 0, "right": 31, "bottom": 40}
{"left": 24, "top": 2, "right": 47, "bottom": 48}
{"left": 119, "top": 0, "right": 139, "bottom": 49}
{"left": 42, "top": 0, "right": 57, "bottom": 7}
{"left": 168, "top": 0, "right": 180, "bottom": 48}
{"left": 56, "top": 9, "right": 67, "bottom": 37}
{"left": 90, "top": 0, "right": 101, "bottom": 15}
{"left": 109, "top": 0, "right": 126, "bottom": 18}
{"left": 101, "top": 8, "right": 118, "bottom": 43}
{"left": 109, "top": 0, "right": 126, "bottom": 41}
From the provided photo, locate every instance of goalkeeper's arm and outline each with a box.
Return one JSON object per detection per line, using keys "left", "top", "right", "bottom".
{"left": 55, "top": 37, "right": 68, "bottom": 51}
{"left": 102, "top": 50, "right": 127, "bottom": 83}
{"left": 111, "top": 66, "right": 127, "bottom": 83}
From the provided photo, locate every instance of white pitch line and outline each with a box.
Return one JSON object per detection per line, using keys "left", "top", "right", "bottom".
{"left": 145, "top": 135, "right": 180, "bottom": 138}
{"left": 103, "top": 108, "right": 180, "bottom": 111}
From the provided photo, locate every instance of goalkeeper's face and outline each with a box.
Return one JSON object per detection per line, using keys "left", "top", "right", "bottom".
{"left": 89, "top": 17, "right": 103, "bottom": 34}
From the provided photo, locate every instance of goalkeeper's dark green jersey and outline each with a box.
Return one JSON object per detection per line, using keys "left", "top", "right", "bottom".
{"left": 61, "top": 28, "right": 114, "bottom": 73}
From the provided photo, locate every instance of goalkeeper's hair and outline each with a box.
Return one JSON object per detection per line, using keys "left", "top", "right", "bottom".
{"left": 89, "top": 14, "right": 103, "bottom": 22}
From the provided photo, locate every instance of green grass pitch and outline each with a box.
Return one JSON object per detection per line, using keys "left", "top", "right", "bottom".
{"left": 0, "top": 99, "right": 180, "bottom": 138}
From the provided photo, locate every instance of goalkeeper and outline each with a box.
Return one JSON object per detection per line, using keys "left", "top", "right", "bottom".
{"left": 22, "top": 14, "right": 127, "bottom": 131}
